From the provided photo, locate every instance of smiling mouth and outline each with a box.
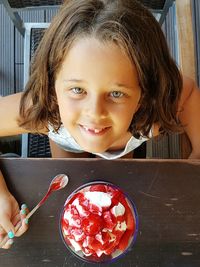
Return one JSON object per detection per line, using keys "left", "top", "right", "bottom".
{"left": 80, "top": 125, "right": 111, "bottom": 135}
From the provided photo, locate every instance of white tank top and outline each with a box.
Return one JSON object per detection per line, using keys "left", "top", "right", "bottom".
{"left": 48, "top": 124, "right": 149, "bottom": 160}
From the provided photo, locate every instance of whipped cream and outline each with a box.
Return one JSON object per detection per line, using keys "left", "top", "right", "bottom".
{"left": 84, "top": 191, "right": 112, "bottom": 207}
{"left": 111, "top": 202, "right": 125, "bottom": 217}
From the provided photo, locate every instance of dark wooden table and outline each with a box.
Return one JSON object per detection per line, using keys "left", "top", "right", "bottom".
{"left": 0, "top": 158, "right": 200, "bottom": 267}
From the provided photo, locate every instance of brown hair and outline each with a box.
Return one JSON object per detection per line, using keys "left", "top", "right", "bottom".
{"left": 18, "top": 0, "right": 183, "bottom": 137}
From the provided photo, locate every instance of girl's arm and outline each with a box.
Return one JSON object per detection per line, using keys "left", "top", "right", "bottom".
{"left": 178, "top": 76, "right": 200, "bottom": 159}
{"left": 0, "top": 92, "right": 29, "bottom": 137}
{"left": 0, "top": 170, "right": 10, "bottom": 194}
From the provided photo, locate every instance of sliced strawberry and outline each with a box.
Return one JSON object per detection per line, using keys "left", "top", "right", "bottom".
{"left": 82, "top": 235, "right": 95, "bottom": 247}
{"left": 89, "top": 203, "right": 102, "bottom": 215}
{"left": 126, "top": 211, "right": 135, "bottom": 231}
{"left": 102, "top": 229, "right": 124, "bottom": 255}
{"left": 119, "top": 198, "right": 135, "bottom": 231}
{"left": 69, "top": 214, "right": 81, "bottom": 228}
{"left": 89, "top": 184, "right": 107, "bottom": 192}
{"left": 69, "top": 205, "right": 79, "bottom": 216}
{"left": 73, "top": 201, "right": 90, "bottom": 217}
{"left": 67, "top": 192, "right": 83, "bottom": 205}
{"left": 71, "top": 228, "right": 85, "bottom": 241}
{"left": 95, "top": 232, "right": 103, "bottom": 244}
{"left": 103, "top": 238, "right": 118, "bottom": 255}
{"left": 82, "top": 214, "right": 103, "bottom": 235}
{"left": 112, "top": 228, "right": 125, "bottom": 241}
{"left": 114, "top": 214, "right": 126, "bottom": 222}
{"left": 82, "top": 246, "right": 94, "bottom": 256}
{"left": 62, "top": 223, "right": 73, "bottom": 236}
{"left": 64, "top": 237, "right": 72, "bottom": 246}
{"left": 61, "top": 217, "right": 69, "bottom": 229}
{"left": 79, "top": 198, "right": 90, "bottom": 210}
{"left": 96, "top": 231, "right": 110, "bottom": 245}
{"left": 102, "top": 211, "right": 116, "bottom": 231}
{"left": 110, "top": 192, "right": 123, "bottom": 207}
{"left": 105, "top": 185, "right": 116, "bottom": 193}
{"left": 89, "top": 239, "right": 103, "bottom": 251}
{"left": 117, "top": 229, "right": 133, "bottom": 251}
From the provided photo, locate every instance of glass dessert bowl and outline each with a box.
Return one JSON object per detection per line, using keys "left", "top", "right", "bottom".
{"left": 59, "top": 181, "right": 138, "bottom": 263}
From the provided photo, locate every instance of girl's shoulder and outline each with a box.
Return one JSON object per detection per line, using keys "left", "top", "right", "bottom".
{"left": 153, "top": 76, "right": 198, "bottom": 137}
{"left": 0, "top": 92, "right": 24, "bottom": 136}
{"left": 0, "top": 92, "right": 48, "bottom": 136}
{"left": 179, "top": 75, "right": 197, "bottom": 108}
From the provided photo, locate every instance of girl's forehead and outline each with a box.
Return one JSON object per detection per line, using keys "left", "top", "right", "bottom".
{"left": 70, "top": 36, "right": 125, "bottom": 53}
{"left": 57, "top": 36, "right": 140, "bottom": 88}
{"left": 62, "top": 36, "right": 133, "bottom": 67}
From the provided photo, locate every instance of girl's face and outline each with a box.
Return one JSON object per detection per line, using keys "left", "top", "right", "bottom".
{"left": 55, "top": 37, "right": 141, "bottom": 153}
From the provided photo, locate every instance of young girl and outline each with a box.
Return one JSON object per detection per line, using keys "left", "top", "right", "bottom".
{"left": 0, "top": 0, "right": 200, "bottom": 249}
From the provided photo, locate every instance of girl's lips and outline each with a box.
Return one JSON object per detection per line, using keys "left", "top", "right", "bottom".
{"left": 79, "top": 125, "right": 111, "bottom": 135}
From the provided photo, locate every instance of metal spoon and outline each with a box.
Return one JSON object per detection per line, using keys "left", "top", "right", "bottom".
{"left": 26, "top": 173, "right": 69, "bottom": 219}
{"left": 0, "top": 173, "right": 69, "bottom": 248}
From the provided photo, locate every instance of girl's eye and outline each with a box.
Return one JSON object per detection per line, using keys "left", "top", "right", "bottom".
{"left": 110, "top": 91, "right": 124, "bottom": 98}
{"left": 71, "top": 87, "right": 84, "bottom": 94}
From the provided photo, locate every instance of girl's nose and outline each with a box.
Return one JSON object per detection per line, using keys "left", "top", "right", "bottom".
{"left": 84, "top": 96, "right": 107, "bottom": 119}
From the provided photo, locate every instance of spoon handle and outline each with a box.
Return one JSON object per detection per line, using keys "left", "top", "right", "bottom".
{"left": 26, "top": 203, "right": 40, "bottom": 220}
{"left": 26, "top": 187, "right": 52, "bottom": 220}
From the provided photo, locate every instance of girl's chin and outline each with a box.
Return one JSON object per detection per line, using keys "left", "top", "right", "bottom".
{"left": 81, "top": 145, "right": 109, "bottom": 154}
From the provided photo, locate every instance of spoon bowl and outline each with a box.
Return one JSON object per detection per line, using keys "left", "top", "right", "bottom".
{"left": 49, "top": 174, "right": 69, "bottom": 192}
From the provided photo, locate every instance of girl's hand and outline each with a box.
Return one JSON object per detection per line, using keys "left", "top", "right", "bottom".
{"left": 0, "top": 193, "right": 29, "bottom": 249}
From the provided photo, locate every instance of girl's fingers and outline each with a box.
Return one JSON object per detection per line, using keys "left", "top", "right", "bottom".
{"left": 0, "top": 214, "right": 15, "bottom": 239}
{"left": 0, "top": 213, "right": 17, "bottom": 248}
{"left": 0, "top": 226, "right": 5, "bottom": 235}
{"left": 0, "top": 233, "right": 5, "bottom": 244}
{"left": 11, "top": 213, "right": 21, "bottom": 229}
{"left": 20, "top": 204, "right": 28, "bottom": 214}
{"left": 1, "top": 238, "right": 14, "bottom": 249}
{"left": 0, "top": 203, "right": 29, "bottom": 248}
{"left": 14, "top": 218, "right": 29, "bottom": 237}
{"left": 14, "top": 204, "right": 29, "bottom": 237}
{"left": 0, "top": 228, "right": 15, "bottom": 249}
{"left": 20, "top": 204, "right": 29, "bottom": 219}
{"left": 15, "top": 218, "right": 29, "bottom": 237}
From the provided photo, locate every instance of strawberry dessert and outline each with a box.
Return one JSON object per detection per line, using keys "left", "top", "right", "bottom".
{"left": 60, "top": 182, "right": 138, "bottom": 263}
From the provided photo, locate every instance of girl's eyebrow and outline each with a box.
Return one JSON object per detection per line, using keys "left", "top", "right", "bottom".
{"left": 114, "top": 83, "right": 138, "bottom": 91}
{"left": 63, "top": 79, "right": 85, "bottom": 83}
